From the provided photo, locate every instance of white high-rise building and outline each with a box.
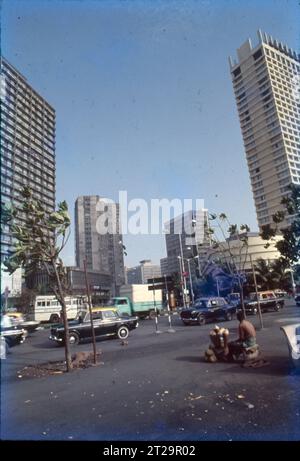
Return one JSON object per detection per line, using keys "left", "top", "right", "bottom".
{"left": 229, "top": 30, "right": 300, "bottom": 229}
{"left": 1, "top": 57, "right": 56, "bottom": 261}
{"left": 75, "top": 196, "right": 125, "bottom": 295}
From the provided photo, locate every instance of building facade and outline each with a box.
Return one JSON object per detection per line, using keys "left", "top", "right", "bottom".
{"left": 29, "top": 266, "right": 112, "bottom": 302}
{"left": 126, "top": 260, "right": 161, "bottom": 284}
{"left": 209, "top": 232, "right": 281, "bottom": 272}
{"left": 160, "top": 257, "right": 170, "bottom": 277}
{"left": 75, "top": 196, "right": 125, "bottom": 295}
{"left": 164, "top": 211, "right": 198, "bottom": 278}
{"left": 229, "top": 30, "right": 300, "bottom": 229}
{"left": 1, "top": 57, "right": 56, "bottom": 261}
{"left": 164, "top": 210, "right": 210, "bottom": 278}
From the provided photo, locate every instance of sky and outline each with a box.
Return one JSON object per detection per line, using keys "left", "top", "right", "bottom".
{"left": 1, "top": 0, "right": 299, "bottom": 267}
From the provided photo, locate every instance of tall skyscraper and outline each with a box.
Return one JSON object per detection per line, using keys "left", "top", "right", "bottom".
{"left": 229, "top": 30, "right": 300, "bottom": 229}
{"left": 75, "top": 196, "right": 125, "bottom": 295}
{"left": 1, "top": 57, "right": 56, "bottom": 262}
{"left": 164, "top": 210, "right": 211, "bottom": 278}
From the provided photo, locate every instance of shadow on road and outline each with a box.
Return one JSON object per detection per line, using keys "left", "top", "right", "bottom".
{"left": 174, "top": 355, "right": 202, "bottom": 363}
{"left": 31, "top": 342, "right": 58, "bottom": 350}
{"left": 215, "top": 355, "right": 293, "bottom": 376}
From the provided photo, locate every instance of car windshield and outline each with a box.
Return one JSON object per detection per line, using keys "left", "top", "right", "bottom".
{"left": 102, "top": 310, "right": 118, "bottom": 319}
{"left": 1, "top": 315, "right": 14, "bottom": 328}
{"left": 249, "top": 293, "right": 257, "bottom": 300}
{"left": 76, "top": 310, "right": 87, "bottom": 321}
{"left": 105, "top": 300, "right": 116, "bottom": 306}
{"left": 193, "top": 299, "right": 208, "bottom": 308}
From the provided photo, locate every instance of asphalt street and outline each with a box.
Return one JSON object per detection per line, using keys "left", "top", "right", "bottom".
{"left": 1, "top": 302, "right": 300, "bottom": 441}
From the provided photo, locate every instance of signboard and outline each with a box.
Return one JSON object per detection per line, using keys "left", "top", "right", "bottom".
{"left": 148, "top": 284, "right": 167, "bottom": 291}
{"left": 147, "top": 276, "right": 172, "bottom": 284}
{"left": 148, "top": 282, "right": 174, "bottom": 291}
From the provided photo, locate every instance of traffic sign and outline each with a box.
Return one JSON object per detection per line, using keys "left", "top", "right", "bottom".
{"left": 148, "top": 284, "right": 165, "bottom": 291}
{"left": 148, "top": 282, "right": 174, "bottom": 291}
{"left": 147, "top": 276, "right": 172, "bottom": 284}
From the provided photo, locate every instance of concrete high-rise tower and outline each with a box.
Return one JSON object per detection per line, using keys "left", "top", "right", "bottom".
{"left": 75, "top": 196, "right": 125, "bottom": 295}
{"left": 229, "top": 30, "right": 300, "bottom": 229}
{"left": 1, "top": 57, "right": 56, "bottom": 265}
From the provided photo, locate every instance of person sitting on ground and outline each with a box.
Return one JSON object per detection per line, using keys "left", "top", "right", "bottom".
{"left": 228, "top": 311, "right": 257, "bottom": 359}
{"left": 237, "top": 311, "right": 257, "bottom": 348}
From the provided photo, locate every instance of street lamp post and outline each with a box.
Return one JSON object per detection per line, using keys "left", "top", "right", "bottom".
{"left": 177, "top": 255, "right": 186, "bottom": 308}
{"left": 286, "top": 266, "right": 297, "bottom": 297}
{"left": 178, "top": 233, "right": 188, "bottom": 307}
{"left": 216, "top": 277, "right": 220, "bottom": 297}
{"left": 187, "top": 258, "right": 195, "bottom": 304}
{"left": 193, "top": 254, "right": 201, "bottom": 278}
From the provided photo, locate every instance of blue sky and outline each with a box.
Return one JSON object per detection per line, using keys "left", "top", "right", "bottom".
{"left": 1, "top": 0, "right": 299, "bottom": 266}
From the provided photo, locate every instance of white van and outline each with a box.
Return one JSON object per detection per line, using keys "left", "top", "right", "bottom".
{"left": 31, "top": 295, "right": 88, "bottom": 323}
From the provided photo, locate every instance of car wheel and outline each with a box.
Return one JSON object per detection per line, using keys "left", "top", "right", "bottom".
{"left": 50, "top": 314, "right": 60, "bottom": 324}
{"left": 117, "top": 325, "right": 129, "bottom": 339}
{"left": 274, "top": 304, "right": 280, "bottom": 312}
{"left": 5, "top": 337, "right": 13, "bottom": 348}
{"left": 182, "top": 320, "right": 190, "bottom": 326}
{"left": 3, "top": 338, "right": 11, "bottom": 355}
{"left": 225, "top": 312, "right": 233, "bottom": 321}
{"left": 197, "top": 315, "right": 206, "bottom": 326}
{"left": 69, "top": 331, "right": 80, "bottom": 345}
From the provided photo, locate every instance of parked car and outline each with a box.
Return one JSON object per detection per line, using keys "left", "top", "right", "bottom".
{"left": 274, "top": 289, "right": 287, "bottom": 299}
{"left": 238, "top": 291, "right": 284, "bottom": 315}
{"left": 0, "top": 314, "right": 27, "bottom": 348}
{"left": 49, "top": 307, "right": 139, "bottom": 345}
{"left": 226, "top": 293, "right": 241, "bottom": 307}
{"left": 180, "top": 297, "right": 236, "bottom": 326}
{"left": 295, "top": 295, "right": 300, "bottom": 307}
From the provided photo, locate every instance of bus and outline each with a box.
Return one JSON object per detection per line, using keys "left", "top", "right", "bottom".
{"left": 29, "top": 295, "right": 88, "bottom": 323}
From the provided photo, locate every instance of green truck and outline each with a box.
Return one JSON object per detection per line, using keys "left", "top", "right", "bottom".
{"left": 104, "top": 284, "right": 163, "bottom": 319}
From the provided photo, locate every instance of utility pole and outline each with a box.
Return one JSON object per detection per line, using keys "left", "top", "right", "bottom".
{"left": 216, "top": 278, "right": 220, "bottom": 297}
{"left": 152, "top": 275, "right": 162, "bottom": 334}
{"left": 84, "top": 260, "right": 97, "bottom": 364}
{"left": 164, "top": 274, "right": 175, "bottom": 333}
{"left": 187, "top": 259, "right": 195, "bottom": 304}
{"left": 179, "top": 233, "right": 188, "bottom": 306}
{"left": 178, "top": 254, "right": 186, "bottom": 308}
{"left": 290, "top": 266, "right": 296, "bottom": 297}
{"left": 249, "top": 254, "right": 264, "bottom": 330}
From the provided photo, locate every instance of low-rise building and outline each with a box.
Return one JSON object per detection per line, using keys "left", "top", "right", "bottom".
{"left": 27, "top": 266, "right": 113, "bottom": 303}
{"left": 126, "top": 260, "right": 161, "bottom": 284}
{"left": 209, "top": 232, "right": 281, "bottom": 272}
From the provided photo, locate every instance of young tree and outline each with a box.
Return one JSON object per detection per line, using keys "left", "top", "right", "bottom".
{"left": 1, "top": 186, "right": 73, "bottom": 371}
{"left": 205, "top": 213, "right": 251, "bottom": 316}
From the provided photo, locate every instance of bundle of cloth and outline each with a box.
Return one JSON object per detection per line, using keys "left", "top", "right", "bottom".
{"left": 205, "top": 326, "right": 230, "bottom": 363}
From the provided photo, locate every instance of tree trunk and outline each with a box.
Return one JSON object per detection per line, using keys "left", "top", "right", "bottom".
{"left": 239, "top": 281, "right": 246, "bottom": 318}
{"left": 52, "top": 259, "right": 73, "bottom": 371}
{"left": 84, "top": 259, "right": 97, "bottom": 365}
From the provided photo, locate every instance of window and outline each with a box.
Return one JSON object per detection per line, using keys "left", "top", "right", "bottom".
{"left": 233, "top": 67, "right": 241, "bottom": 77}
{"left": 102, "top": 310, "right": 118, "bottom": 319}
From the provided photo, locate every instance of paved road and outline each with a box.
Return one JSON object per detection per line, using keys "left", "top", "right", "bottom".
{"left": 1, "top": 304, "right": 300, "bottom": 441}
